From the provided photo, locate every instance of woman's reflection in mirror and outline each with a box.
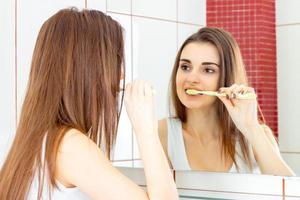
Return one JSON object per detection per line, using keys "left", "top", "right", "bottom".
{"left": 158, "top": 27, "right": 295, "bottom": 176}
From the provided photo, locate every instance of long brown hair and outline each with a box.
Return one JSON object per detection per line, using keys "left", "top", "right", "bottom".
{"left": 0, "top": 8, "right": 125, "bottom": 199}
{"left": 170, "top": 27, "right": 259, "bottom": 171}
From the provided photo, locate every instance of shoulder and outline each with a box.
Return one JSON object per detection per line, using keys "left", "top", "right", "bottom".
{"left": 55, "top": 129, "right": 104, "bottom": 186}
{"left": 59, "top": 129, "right": 94, "bottom": 152}
{"left": 57, "top": 128, "right": 105, "bottom": 168}
{"left": 55, "top": 130, "right": 149, "bottom": 199}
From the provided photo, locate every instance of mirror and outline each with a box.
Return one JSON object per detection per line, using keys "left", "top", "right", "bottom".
{"left": 111, "top": 0, "right": 300, "bottom": 178}
{"left": 0, "top": 0, "right": 299, "bottom": 193}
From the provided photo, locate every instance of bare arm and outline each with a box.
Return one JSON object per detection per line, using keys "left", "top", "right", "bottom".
{"left": 218, "top": 84, "right": 295, "bottom": 176}
{"left": 248, "top": 124, "right": 295, "bottom": 176}
{"left": 125, "top": 80, "right": 178, "bottom": 199}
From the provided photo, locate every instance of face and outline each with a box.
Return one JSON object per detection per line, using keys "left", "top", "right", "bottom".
{"left": 176, "top": 42, "right": 221, "bottom": 109}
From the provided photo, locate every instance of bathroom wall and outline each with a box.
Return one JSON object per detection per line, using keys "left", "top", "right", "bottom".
{"left": 276, "top": 0, "right": 300, "bottom": 175}
{"left": 1, "top": 0, "right": 299, "bottom": 175}
{"left": 0, "top": 0, "right": 206, "bottom": 167}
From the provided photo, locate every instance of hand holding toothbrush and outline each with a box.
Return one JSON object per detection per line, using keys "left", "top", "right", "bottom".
{"left": 187, "top": 84, "right": 259, "bottom": 141}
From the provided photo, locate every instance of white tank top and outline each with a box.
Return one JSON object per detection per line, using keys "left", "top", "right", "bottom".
{"left": 167, "top": 117, "right": 261, "bottom": 174}
{"left": 27, "top": 137, "right": 91, "bottom": 200}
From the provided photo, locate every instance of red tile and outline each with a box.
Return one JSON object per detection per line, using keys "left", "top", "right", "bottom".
{"left": 207, "top": 0, "right": 277, "bottom": 135}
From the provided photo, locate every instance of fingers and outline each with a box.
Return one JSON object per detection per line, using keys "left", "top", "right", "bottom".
{"left": 219, "top": 84, "right": 255, "bottom": 100}
{"left": 218, "top": 86, "right": 235, "bottom": 110}
{"left": 144, "top": 82, "right": 154, "bottom": 97}
{"left": 217, "top": 84, "right": 256, "bottom": 110}
{"left": 125, "top": 79, "right": 154, "bottom": 100}
{"left": 220, "top": 84, "right": 238, "bottom": 99}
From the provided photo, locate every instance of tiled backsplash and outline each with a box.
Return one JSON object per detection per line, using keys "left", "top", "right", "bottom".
{"left": 0, "top": 0, "right": 205, "bottom": 165}
{"left": 1, "top": 0, "right": 299, "bottom": 176}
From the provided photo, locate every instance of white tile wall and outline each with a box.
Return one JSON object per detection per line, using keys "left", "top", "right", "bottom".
{"left": 281, "top": 153, "right": 300, "bottom": 176}
{"left": 1, "top": 0, "right": 300, "bottom": 196}
{"left": 178, "top": 0, "right": 206, "bottom": 25}
{"left": 285, "top": 176, "right": 300, "bottom": 197}
{"left": 0, "top": 0, "right": 16, "bottom": 167}
{"left": 277, "top": 25, "right": 300, "bottom": 153}
{"left": 132, "top": 0, "right": 176, "bottom": 21}
{"left": 0, "top": 0, "right": 209, "bottom": 169}
{"left": 276, "top": 0, "right": 300, "bottom": 25}
{"left": 131, "top": 16, "right": 177, "bottom": 158}
{"left": 87, "top": 0, "right": 106, "bottom": 11}
{"left": 276, "top": 0, "right": 300, "bottom": 177}
{"left": 178, "top": 23, "right": 203, "bottom": 49}
{"left": 107, "top": 0, "right": 131, "bottom": 14}
{"left": 132, "top": 16, "right": 177, "bottom": 118}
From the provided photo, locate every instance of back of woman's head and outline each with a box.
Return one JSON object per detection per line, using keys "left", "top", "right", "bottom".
{"left": 30, "top": 7, "right": 124, "bottom": 141}
{"left": 0, "top": 8, "right": 124, "bottom": 200}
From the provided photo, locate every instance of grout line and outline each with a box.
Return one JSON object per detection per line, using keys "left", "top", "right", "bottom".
{"left": 176, "top": 0, "right": 178, "bottom": 50}
{"left": 280, "top": 151, "right": 300, "bottom": 154}
{"left": 15, "top": 0, "right": 18, "bottom": 128}
{"left": 282, "top": 178, "right": 285, "bottom": 200}
{"left": 130, "top": 0, "right": 134, "bottom": 168}
{"left": 106, "top": 10, "right": 204, "bottom": 27}
{"left": 112, "top": 158, "right": 141, "bottom": 162}
{"left": 277, "top": 23, "right": 300, "bottom": 27}
{"left": 176, "top": 187, "right": 284, "bottom": 197}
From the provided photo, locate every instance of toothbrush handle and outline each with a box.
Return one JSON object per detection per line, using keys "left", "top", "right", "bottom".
{"left": 215, "top": 92, "right": 256, "bottom": 100}
{"left": 236, "top": 93, "right": 257, "bottom": 100}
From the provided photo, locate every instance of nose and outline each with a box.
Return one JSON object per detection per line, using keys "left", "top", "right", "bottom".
{"left": 186, "top": 71, "right": 200, "bottom": 84}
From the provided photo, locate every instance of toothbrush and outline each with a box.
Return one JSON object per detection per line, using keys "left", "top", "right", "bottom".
{"left": 186, "top": 89, "right": 256, "bottom": 100}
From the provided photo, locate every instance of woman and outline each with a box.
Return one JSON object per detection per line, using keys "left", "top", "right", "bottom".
{"left": 158, "top": 27, "right": 294, "bottom": 176}
{"left": 0, "top": 8, "right": 178, "bottom": 200}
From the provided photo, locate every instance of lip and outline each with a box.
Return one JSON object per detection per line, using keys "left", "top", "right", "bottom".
{"left": 184, "top": 87, "right": 203, "bottom": 91}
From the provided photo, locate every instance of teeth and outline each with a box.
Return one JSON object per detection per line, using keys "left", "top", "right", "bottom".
{"left": 186, "top": 89, "right": 201, "bottom": 95}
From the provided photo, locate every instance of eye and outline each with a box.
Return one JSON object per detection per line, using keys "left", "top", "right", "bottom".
{"left": 180, "top": 64, "right": 191, "bottom": 71}
{"left": 204, "top": 67, "right": 215, "bottom": 73}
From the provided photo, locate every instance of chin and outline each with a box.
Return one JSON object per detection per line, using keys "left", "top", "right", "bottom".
{"left": 180, "top": 96, "right": 217, "bottom": 110}
{"left": 181, "top": 101, "right": 205, "bottom": 109}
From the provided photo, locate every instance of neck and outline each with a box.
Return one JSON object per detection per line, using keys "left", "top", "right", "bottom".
{"left": 183, "top": 105, "right": 221, "bottom": 143}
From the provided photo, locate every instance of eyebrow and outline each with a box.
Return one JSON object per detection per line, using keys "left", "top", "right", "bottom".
{"left": 179, "top": 59, "right": 220, "bottom": 67}
{"left": 202, "top": 62, "right": 220, "bottom": 67}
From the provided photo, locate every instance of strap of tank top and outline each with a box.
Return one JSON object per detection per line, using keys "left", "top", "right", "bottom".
{"left": 167, "top": 117, "right": 190, "bottom": 170}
